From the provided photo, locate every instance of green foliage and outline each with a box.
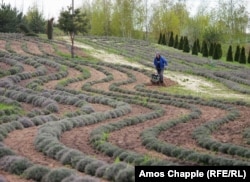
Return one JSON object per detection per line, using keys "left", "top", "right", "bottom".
{"left": 18, "top": 23, "right": 31, "bottom": 34}
{"left": 85, "top": 161, "right": 106, "bottom": 176}
{"left": 209, "top": 42, "right": 215, "bottom": 57}
{"left": 213, "top": 43, "right": 222, "bottom": 60}
{"left": 178, "top": 36, "right": 184, "bottom": 50}
{"left": 234, "top": 45, "right": 240, "bottom": 62}
{"left": 23, "top": 6, "right": 46, "bottom": 34}
{"left": 239, "top": 46, "right": 246, "bottom": 64}
{"left": 0, "top": 147, "right": 15, "bottom": 158}
{"left": 192, "top": 39, "right": 198, "bottom": 55}
{"left": 168, "top": 31, "right": 174, "bottom": 47}
{"left": 248, "top": 50, "right": 250, "bottom": 64}
{"left": 174, "top": 34, "right": 179, "bottom": 48}
{"left": 0, "top": 3, "right": 23, "bottom": 32}
{"left": 42, "top": 168, "right": 75, "bottom": 182}
{"left": 196, "top": 38, "right": 201, "bottom": 53}
{"left": 162, "top": 33, "right": 166, "bottom": 45}
{"left": 58, "top": 7, "right": 89, "bottom": 35}
{"left": 183, "top": 36, "right": 190, "bottom": 53}
{"left": 47, "top": 18, "right": 54, "bottom": 40}
{"left": 23, "top": 165, "right": 50, "bottom": 181}
{"left": 158, "top": 32, "right": 162, "bottom": 44}
{"left": 58, "top": 7, "right": 89, "bottom": 57}
{"left": 226, "top": 45, "right": 233, "bottom": 62}
{"left": 6, "top": 156, "right": 32, "bottom": 175}
{"left": 202, "top": 41, "right": 208, "bottom": 57}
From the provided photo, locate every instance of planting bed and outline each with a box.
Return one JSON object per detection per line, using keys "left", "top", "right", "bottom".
{"left": 0, "top": 33, "right": 250, "bottom": 182}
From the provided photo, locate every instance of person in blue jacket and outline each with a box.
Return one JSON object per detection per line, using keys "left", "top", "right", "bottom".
{"left": 153, "top": 52, "right": 168, "bottom": 83}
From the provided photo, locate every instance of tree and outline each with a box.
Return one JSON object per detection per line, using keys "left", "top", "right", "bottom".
{"left": 196, "top": 38, "right": 201, "bottom": 53}
{"left": 90, "top": 0, "right": 112, "bottom": 36}
{"left": 239, "top": 46, "right": 246, "bottom": 64}
{"left": 192, "top": 40, "right": 198, "bottom": 55}
{"left": 111, "top": 0, "right": 135, "bottom": 37}
{"left": 202, "top": 41, "right": 208, "bottom": 57}
{"left": 209, "top": 42, "right": 215, "bottom": 57}
{"left": 234, "top": 45, "right": 240, "bottom": 62}
{"left": 226, "top": 45, "right": 233, "bottom": 62}
{"left": 213, "top": 43, "right": 220, "bottom": 60}
{"left": 178, "top": 36, "right": 183, "bottom": 50}
{"left": 0, "top": 3, "right": 23, "bottom": 32}
{"left": 47, "top": 18, "right": 54, "bottom": 40}
{"left": 174, "top": 34, "right": 178, "bottom": 49}
{"left": 183, "top": 36, "right": 190, "bottom": 53}
{"left": 248, "top": 50, "right": 250, "bottom": 64}
{"left": 216, "top": 0, "right": 248, "bottom": 39}
{"left": 158, "top": 32, "right": 162, "bottom": 44}
{"left": 162, "top": 33, "right": 166, "bottom": 45}
{"left": 168, "top": 31, "right": 174, "bottom": 47}
{"left": 23, "top": 6, "right": 45, "bottom": 33}
{"left": 58, "top": 7, "right": 89, "bottom": 58}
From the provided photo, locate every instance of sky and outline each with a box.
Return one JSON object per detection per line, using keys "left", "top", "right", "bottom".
{"left": 1, "top": 0, "right": 250, "bottom": 21}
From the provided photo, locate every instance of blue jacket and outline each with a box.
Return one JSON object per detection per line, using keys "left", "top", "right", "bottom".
{"left": 154, "top": 56, "right": 168, "bottom": 70}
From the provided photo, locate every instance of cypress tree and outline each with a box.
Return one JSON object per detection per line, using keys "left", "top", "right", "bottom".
{"left": 217, "top": 43, "right": 222, "bottom": 59}
{"left": 158, "top": 33, "right": 162, "bottom": 44}
{"left": 174, "top": 34, "right": 179, "bottom": 49}
{"left": 248, "top": 50, "right": 250, "bottom": 64}
{"left": 47, "top": 18, "right": 54, "bottom": 40}
{"left": 168, "top": 31, "right": 174, "bottom": 47}
{"left": 192, "top": 40, "right": 198, "bottom": 55}
{"left": 183, "top": 36, "right": 190, "bottom": 53}
{"left": 197, "top": 38, "right": 201, "bottom": 53}
{"left": 239, "top": 47, "right": 246, "bottom": 64}
{"left": 226, "top": 45, "right": 233, "bottom": 62}
{"left": 162, "top": 33, "right": 166, "bottom": 45}
{"left": 202, "top": 41, "right": 208, "bottom": 57}
{"left": 234, "top": 45, "right": 240, "bottom": 62}
{"left": 209, "top": 42, "right": 214, "bottom": 57}
{"left": 178, "top": 36, "right": 184, "bottom": 50}
{"left": 213, "top": 43, "right": 220, "bottom": 60}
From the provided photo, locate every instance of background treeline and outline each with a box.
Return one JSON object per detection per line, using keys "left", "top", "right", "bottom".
{"left": 158, "top": 31, "right": 250, "bottom": 64}
{"left": 0, "top": 0, "right": 249, "bottom": 60}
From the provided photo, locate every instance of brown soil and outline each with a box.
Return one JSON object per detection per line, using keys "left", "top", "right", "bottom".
{"left": 212, "top": 106, "right": 250, "bottom": 146}
{"left": 40, "top": 43, "right": 56, "bottom": 56}
{"left": 0, "top": 170, "right": 32, "bottom": 182}
{"left": 61, "top": 104, "right": 152, "bottom": 163}
{"left": 43, "top": 67, "right": 82, "bottom": 90}
{"left": 67, "top": 66, "right": 106, "bottom": 91}
{"left": 26, "top": 42, "right": 43, "bottom": 56}
{"left": 0, "top": 62, "right": 11, "bottom": 70}
{"left": 0, "top": 40, "right": 6, "bottom": 52}
{"left": 10, "top": 41, "right": 30, "bottom": 56}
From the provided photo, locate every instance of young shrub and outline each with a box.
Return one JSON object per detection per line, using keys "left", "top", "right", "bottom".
{"left": 59, "top": 149, "right": 83, "bottom": 165}
{"left": 45, "top": 103, "right": 59, "bottom": 113}
{"left": 85, "top": 161, "right": 107, "bottom": 176}
{"left": 61, "top": 175, "right": 100, "bottom": 182}
{"left": 0, "top": 147, "right": 15, "bottom": 158}
{"left": 114, "top": 166, "right": 135, "bottom": 182}
{"left": 76, "top": 157, "right": 95, "bottom": 172}
{"left": 95, "top": 164, "right": 109, "bottom": 178}
{"left": 18, "top": 117, "right": 34, "bottom": 128}
{"left": 23, "top": 165, "right": 50, "bottom": 182}
{"left": 103, "top": 162, "right": 128, "bottom": 181}
{"left": 42, "top": 168, "right": 75, "bottom": 182}
{"left": 0, "top": 155, "right": 32, "bottom": 175}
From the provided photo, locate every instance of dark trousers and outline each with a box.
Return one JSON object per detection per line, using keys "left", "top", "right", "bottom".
{"left": 157, "top": 69, "right": 164, "bottom": 82}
